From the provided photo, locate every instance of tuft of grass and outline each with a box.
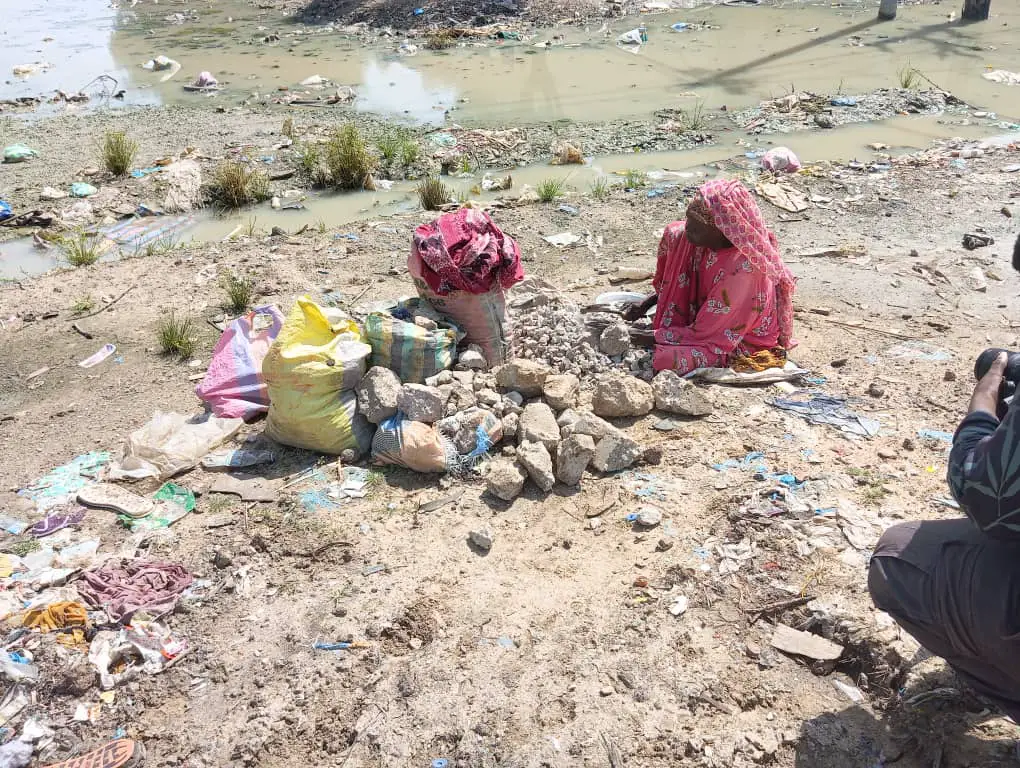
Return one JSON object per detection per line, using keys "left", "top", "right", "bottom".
{"left": 622, "top": 169, "right": 647, "bottom": 189}
{"left": 324, "top": 123, "right": 375, "bottom": 190}
{"left": 898, "top": 63, "right": 921, "bottom": 90}
{"left": 456, "top": 189, "right": 470, "bottom": 205}
{"left": 243, "top": 217, "right": 259, "bottom": 237}
{"left": 298, "top": 143, "right": 321, "bottom": 174}
{"left": 61, "top": 230, "right": 103, "bottom": 267}
{"left": 208, "top": 161, "right": 271, "bottom": 209}
{"left": 222, "top": 273, "right": 255, "bottom": 313}
{"left": 377, "top": 131, "right": 402, "bottom": 164}
{"left": 400, "top": 138, "right": 420, "bottom": 168}
{"left": 316, "top": 218, "right": 327, "bottom": 234}
{"left": 138, "top": 232, "right": 181, "bottom": 259}
{"left": 100, "top": 131, "right": 138, "bottom": 176}
{"left": 678, "top": 101, "right": 708, "bottom": 131}
{"left": 589, "top": 177, "right": 611, "bottom": 201}
{"left": 157, "top": 312, "right": 196, "bottom": 359}
{"left": 418, "top": 177, "right": 451, "bottom": 211}
{"left": 536, "top": 177, "right": 567, "bottom": 203}
{"left": 71, "top": 294, "right": 96, "bottom": 314}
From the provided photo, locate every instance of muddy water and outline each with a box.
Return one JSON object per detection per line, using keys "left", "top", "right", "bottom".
{"left": 4, "top": 0, "right": 1019, "bottom": 125}
{"left": 2, "top": 115, "right": 1006, "bottom": 280}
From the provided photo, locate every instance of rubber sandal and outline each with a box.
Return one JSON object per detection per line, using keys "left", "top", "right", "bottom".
{"left": 77, "top": 484, "right": 155, "bottom": 519}
{"left": 42, "top": 739, "right": 144, "bottom": 768}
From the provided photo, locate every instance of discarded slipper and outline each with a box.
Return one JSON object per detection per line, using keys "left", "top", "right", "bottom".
{"left": 42, "top": 739, "right": 144, "bottom": 768}
{"left": 77, "top": 484, "right": 155, "bottom": 519}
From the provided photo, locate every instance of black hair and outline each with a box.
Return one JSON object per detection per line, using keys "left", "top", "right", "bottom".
{"left": 1014, "top": 232, "right": 1020, "bottom": 273}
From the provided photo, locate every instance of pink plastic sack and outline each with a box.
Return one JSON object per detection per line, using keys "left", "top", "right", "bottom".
{"left": 761, "top": 147, "right": 801, "bottom": 174}
{"left": 195, "top": 306, "right": 285, "bottom": 420}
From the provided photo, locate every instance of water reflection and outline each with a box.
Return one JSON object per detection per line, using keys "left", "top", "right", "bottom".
{"left": 356, "top": 60, "right": 457, "bottom": 126}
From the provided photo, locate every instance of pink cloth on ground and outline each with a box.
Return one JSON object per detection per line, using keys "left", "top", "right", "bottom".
{"left": 77, "top": 560, "right": 193, "bottom": 623}
{"left": 650, "top": 179, "right": 796, "bottom": 373}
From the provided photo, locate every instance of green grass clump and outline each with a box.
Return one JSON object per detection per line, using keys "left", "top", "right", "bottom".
{"left": 898, "top": 63, "right": 921, "bottom": 90}
{"left": 222, "top": 273, "right": 255, "bottom": 313}
{"left": 622, "top": 169, "right": 647, "bottom": 189}
{"left": 71, "top": 294, "right": 96, "bottom": 314}
{"left": 100, "top": 131, "right": 138, "bottom": 176}
{"left": 679, "top": 101, "right": 708, "bottom": 131}
{"left": 324, "top": 123, "right": 375, "bottom": 190}
{"left": 208, "top": 161, "right": 271, "bottom": 209}
{"left": 157, "top": 313, "right": 196, "bottom": 359}
{"left": 418, "top": 177, "right": 451, "bottom": 211}
{"left": 589, "top": 177, "right": 611, "bottom": 201}
{"left": 536, "top": 177, "right": 567, "bottom": 203}
{"left": 61, "top": 230, "right": 102, "bottom": 267}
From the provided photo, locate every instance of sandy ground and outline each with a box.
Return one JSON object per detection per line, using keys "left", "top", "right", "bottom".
{"left": 1, "top": 96, "right": 1019, "bottom": 768}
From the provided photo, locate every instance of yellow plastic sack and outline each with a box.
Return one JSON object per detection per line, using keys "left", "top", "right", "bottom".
{"left": 263, "top": 297, "right": 375, "bottom": 455}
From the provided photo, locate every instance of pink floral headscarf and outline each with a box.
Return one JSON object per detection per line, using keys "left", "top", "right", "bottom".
{"left": 694, "top": 179, "right": 797, "bottom": 349}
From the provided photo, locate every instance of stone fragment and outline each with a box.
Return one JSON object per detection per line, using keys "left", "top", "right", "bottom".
{"left": 443, "top": 383, "right": 476, "bottom": 416}
{"left": 458, "top": 345, "right": 488, "bottom": 371}
{"left": 651, "top": 371, "right": 714, "bottom": 416}
{"left": 486, "top": 458, "right": 527, "bottom": 500}
{"left": 495, "top": 360, "right": 550, "bottom": 397}
{"left": 599, "top": 323, "right": 631, "bottom": 356}
{"left": 556, "top": 434, "right": 596, "bottom": 486}
{"left": 557, "top": 408, "right": 580, "bottom": 428}
{"left": 569, "top": 412, "right": 619, "bottom": 440}
{"left": 356, "top": 366, "right": 401, "bottom": 424}
{"left": 543, "top": 374, "right": 579, "bottom": 410}
{"left": 518, "top": 402, "right": 560, "bottom": 452}
{"left": 517, "top": 440, "right": 555, "bottom": 492}
{"left": 501, "top": 412, "right": 519, "bottom": 439}
{"left": 469, "top": 527, "right": 494, "bottom": 551}
{"left": 397, "top": 384, "right": 445, "bottom": 423}
{"left": 593, "top": 375, "right": 654, "bottom": 418}
{"left": 591, "top": 433, "right": 643, "bottom": 473}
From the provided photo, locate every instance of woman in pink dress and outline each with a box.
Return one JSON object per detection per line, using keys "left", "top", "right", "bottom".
{"left": 623, "top": 179, "right": 797, "bottom": 373}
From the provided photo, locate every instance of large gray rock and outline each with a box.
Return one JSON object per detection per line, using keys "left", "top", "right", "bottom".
{"left": 162, "top": 160, "right": 203, "bottom": 213}
{"left": 652, "top": 370, "right": 715, "bottom": 416}
{"left": 568, "top": 412, "right": 619, "bottom": 441}
{"left": 592, "top": 432, "right": 643, "bottom": 473}
{"left": 543, "top": 374, "right": 580, "bottom": 410}
{"left": 517, "top": 440, "right": 555, "bottom": 492}
{"left": 592, "top": 375, "right": 654, "bottom": 418}
{"left": 557, "top": 408, "right": 581, "bottom": 428}
{"left": 556, "top": 434, "right": 596, "bottom": 486}
{"left": 496, "top": 360, "right": 550, "bottom": 397}
{"left": 599, "top": 323, "right": 632, "bottom": 357}
{"left": 356, "top": 366, "right": 401, "bottom": 424}
{"left": 487, "top": 458, "right": 527, "bottom": 500}
{"left": 458, "top": 345, "right": 488, "bottom": 371}
{"left": 397, "top": 384, "right": 445, "bottom": 423}
{"left": 518, "top": 402, "right": 560, "bottom": 452}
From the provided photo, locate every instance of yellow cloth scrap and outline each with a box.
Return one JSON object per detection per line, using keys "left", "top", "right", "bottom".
{"left": 22, "top": 601, "right": 89, "bottom": 646}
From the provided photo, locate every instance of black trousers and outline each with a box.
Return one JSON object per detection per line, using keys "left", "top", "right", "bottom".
{"left": 869, "top": 519, "right": 1020, "bottom": 721}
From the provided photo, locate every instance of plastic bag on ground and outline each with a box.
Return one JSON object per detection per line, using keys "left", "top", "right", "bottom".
{"left": 109, "top": 412, "right": 243, "bottom": 480}
{"left": 761, "top": 147, "right": 801, "bottom": 174}
{"left": 363, "top": 299, "right": 462, "bottom": 383}
{"left": 3, "top": 145, "right": 38, "bottom": 164}
{"left": 263, "top": 297, "right": 374, "bottom": 455}
{"left": 196, "top": 305, "right": 285, "bottom": 420}
{"left": 410, "top": 208, "right": 524, "bottom": 366}
{"left": 371, "top": 413, "right": 456, "bottom": 473}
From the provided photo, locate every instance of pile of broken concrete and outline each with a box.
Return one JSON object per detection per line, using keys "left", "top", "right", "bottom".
{"left": 355, "top": 350, "right": 715, "bottom": 499}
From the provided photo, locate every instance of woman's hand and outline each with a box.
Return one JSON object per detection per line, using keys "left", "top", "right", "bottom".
{"left": 629, "top": 328, "right": 655, "bottom": 348}
{"left": 969, "top": 352, "right": 1007, "bottom": 418}
{"left": 621, "top": 294, "right": 657, "bottom": 322}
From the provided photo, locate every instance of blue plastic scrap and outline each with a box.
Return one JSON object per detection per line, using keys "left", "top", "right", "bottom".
{"left": 671, "top": 22, "right": 689, "bottom": 30}
{"left": 0, "top": 200, "right": 12, "bottom": 221}
{"left": 770, "top": 391, "right": 880, "bottom": 438}
{"left": 830, "top": 96, "right": 857, "bottom": 107}
{"left": 917, "top": 428, "right": 953, "bottom": 443}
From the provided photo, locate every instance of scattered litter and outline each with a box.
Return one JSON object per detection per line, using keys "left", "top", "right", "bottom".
{"left": 142, "top": 55, "right": 182, "bottom": 82}
{"left": 89, "top": 620, "right": 188, "bottom": 689}
{"left": 756, "top": 181, "right": 809, "bottom": 212}
{"left": 209, "top": 476, "right": 278, "bottom": 503}
{"left": 108, "top": 411, "right": 243, "bottom": 480}
{"left": 121, "top": 482, "right": 194, "bottom": 532}
{"left": 671, "top": 22, "right": 689, "bottom": 31}
{"left": 618, "top": 28, "right": 647, "bottom": 45}
{"left": 668, "top": 595, "right": 689, "bottom": 616}
{"left": 313, "top": 640, "right": 368, "bottom": 651}
{"left": 917, "top": 428, "right": 953, "bottom": 443}
{"left": 761, "top": 147, "right": 801, "bottom": 173}
{"left": 20, "top": 452, "right": 110, "bottom": 511}
{"left": 79, "top": 343, "right": 116, "bottom": 369}
{"left": 770, "top": 391, "right": 880, "bottom": 438}
{"left": 543, "top": 232, "right": 581, "bottom": 247}
{"left": 70, "top": 183, "right": 98, "bottom": 198}
{"left": 201, "top": 449, "right": 276, "bottom": 469}
{"left": 771, "top": 624, "right": 843, "bottom": 661}
{"left": 78, "top": 560, "right": 192, "bottom": 623}
{"left": 886, "top": 340, "right": 951, "bottom": 362}
{"left": 78, "top": 483, "right": 155, "bottom": 519}
{"left": 962, "top": 233, "right": 994, "bottom": 250}
{"left": 982, "top": 70, "right": 1020, "bottom": 86}
{"left": 830, "top": 96, "right": 857, "bottom": 107}
{"left": 3, "top": 145, "right": 38, "bottom": 164}
{"left": 28, "top": 508, "right": 86, "bottom": 538}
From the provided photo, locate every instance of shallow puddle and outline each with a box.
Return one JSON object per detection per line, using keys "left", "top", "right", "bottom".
{"left": 3, "top": 0, "right": 1018, "bottom": 125}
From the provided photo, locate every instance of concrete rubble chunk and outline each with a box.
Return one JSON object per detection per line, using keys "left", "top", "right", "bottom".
{"left": 486, "top": 458, "right": 527, "bottom": 500}
{"left": 356, "top": 366, "right": 401, "bottom": 424}
{"left": 556, "top": 433, "right": 596, "bottom": 486}
{"left": 425, "top": 370, "right": 453, "bottom": 387}
{"left": 504, "top": 391, "right": 525, "bottom": 407}
{"left": 592, "top": 432, "right": 643, "bottom": 473}
{"left": 476, "top": 389, "right": 501, "bottom": 408}
{"left": 593, "top": 375, "right": 654, "bottom": 418}
{"left": 517, "top": 440, "right": 555, "bottom": 492}
{"left": 452, "top": 370, "right": 475, "bottom": 388}
{"left": 495, "top": 359, "right": 550, "bottom": 397}
{"left": 469, "top": 527, "right": 494, "bottom": 551}
{"left": 473, "top": 373, "right": 497, "bottom": 392}
{"left": 518, "top": 402, "right": 560, "bottom": 452}
{"left": 557, "top": 408, "right": 580, "bottom": 428}
{"left": 162, "top": 159, "right": 203, "bottom": 213}
{"left": 543, "top": 373, "right": 580, "bottom": 410}
{"left": 570, "top": 412, "right": 619, "bottom": 440}
{"left": 770, "top": 624, "right": 844, "bottom": 661}
{"left": 397, "top": 384, "right": 445, "bottom": 423}
{"left": 443, "top": 383, "right": 477, "bottom": 416}
{"left": 458, "top": 345, "right": 488, "bottom": 371}
{"left": 599, "top": 323, "right": 632, "bottom": 357}
{"left": 652, "top": 370, "right": 715, "bottom": 416}
{"left": 501, "top": 412, "right": 519, "bottom": 439}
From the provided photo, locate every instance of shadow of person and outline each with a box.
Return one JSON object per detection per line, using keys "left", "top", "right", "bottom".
{"left": 795, "top": 698, "right": 1019, "bottom": 768}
